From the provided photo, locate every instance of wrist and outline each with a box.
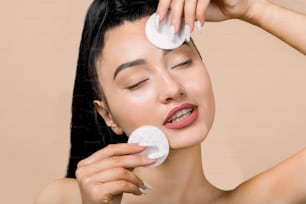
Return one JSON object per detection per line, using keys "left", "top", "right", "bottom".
{"left": 242, "top": 0, "right": 270, "bottom": 26}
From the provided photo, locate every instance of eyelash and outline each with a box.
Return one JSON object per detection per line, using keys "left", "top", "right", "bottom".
{"left": 127, "top": 79, "right": 149, "bottom": 90}
{"left": 171, "top": 59, "right": 193, "bottom": 69}
{"left": 126, "top": 59, "right": 192, "bottom": 90}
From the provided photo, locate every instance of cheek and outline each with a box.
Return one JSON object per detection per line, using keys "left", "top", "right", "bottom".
{"left": 188, "top": 66, "right": 215, "bottom": 117}
{"left": 185, "top": 65, "right": 213, "bottom": 98}
{"left": 106, "top": 91, "right": 157, "bottom": 136}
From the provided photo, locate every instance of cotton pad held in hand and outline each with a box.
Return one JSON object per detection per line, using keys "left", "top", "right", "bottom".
{"left": 145, "top": 12, "right": 188, "bottom": 50}
{"left": 128, "top": 125, "right": 169, "bottom": 168}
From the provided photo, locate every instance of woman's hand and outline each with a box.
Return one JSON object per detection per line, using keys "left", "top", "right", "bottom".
{"left": 76, "top": 143, "right": 155, "bottom": 204}
{"left": 157, "top": 0, "right": 306, "bottom": 54}
{"left": 156, "top": 0, "right": 261, "bottom": 32}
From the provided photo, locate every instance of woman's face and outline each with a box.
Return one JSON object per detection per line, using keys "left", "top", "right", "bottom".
{"left": 95, "top": 17, "right": 215, "bottom": 149}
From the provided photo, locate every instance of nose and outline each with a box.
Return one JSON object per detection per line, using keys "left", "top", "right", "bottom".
{"left": 158, "top": 73, "right": 185, "bottom": 104}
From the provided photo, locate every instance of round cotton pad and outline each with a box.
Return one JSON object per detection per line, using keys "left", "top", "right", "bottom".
{"left": 128, "top": 125, "right": 169, "bottom": 168}
{"left": 145, "top": 13, "right": 187, "bottom": 49}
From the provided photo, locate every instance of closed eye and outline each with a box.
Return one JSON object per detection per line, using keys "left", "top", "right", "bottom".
{"left": 126, "top": 79, "right": 149, "bottom": 90}
{"left": 171, "top": 59, "right": 193, "bottom": 69}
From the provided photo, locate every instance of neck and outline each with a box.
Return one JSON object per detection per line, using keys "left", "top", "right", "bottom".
{"left": 125, "top": 145, "right": 224, "bottom": 204}
{"left": 147, "top": 145, "right": 206, "bottom": 186}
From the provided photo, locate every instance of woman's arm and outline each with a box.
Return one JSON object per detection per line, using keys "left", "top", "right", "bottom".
{"left": 245, "top": 1, "right": 306, "bottom": 55}
{"left": 157, "top": 0, "right": 306, "bottom": 55}
{"left": 229, "top": 147, "right": 306, "bottom": 203}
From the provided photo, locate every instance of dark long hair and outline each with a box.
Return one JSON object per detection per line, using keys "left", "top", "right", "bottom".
{"left": 66, "top": 0, "right": 158, "bottom": 178}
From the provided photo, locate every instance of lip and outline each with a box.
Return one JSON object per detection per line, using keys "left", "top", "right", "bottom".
{"left": 163, "top": 103, "right": 198, "bottom": 129}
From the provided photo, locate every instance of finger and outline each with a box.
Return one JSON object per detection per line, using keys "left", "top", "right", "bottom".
{"left": 205, "top": 3, "right": 226, "bottom": 22}
{"left": 169, "top": 0, "right": 185, "bottom": 32}
{"left": 196, "top": 0, "right": 210, "bottom": 26}
{"left": 78, "top": 143, "right": 146, "bottom": 167}
{"left": 104, "top": 180, "right": 144, "bottom": 196}
{"left": 93, "top": 154, "right": 155, "bottom": 172}
{"left": 156, "top": 0, "right": 172, "bottom": 22}
{"left": 98, "top": 180, "right": 144, "bottom": 200}
{"left": 83, "top": 180, "right": 143, "bottom": 203}
{"left": 76, "top": 155, "right": 156, "bottom": 179}
{"left": 184, "top": 0, "right": 198, "bottom": 31}
{"left": 90, "top": 168, "right": 146, "bottom": 190}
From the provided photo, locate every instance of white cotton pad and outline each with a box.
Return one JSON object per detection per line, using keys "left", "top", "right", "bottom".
{"left": 145, "top": 12, "right": 188, "bottom": 50}
{"left": 128, "top": 125, "right": 169, "bottom": 168}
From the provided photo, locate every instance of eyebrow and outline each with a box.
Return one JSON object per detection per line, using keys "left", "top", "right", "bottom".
{"left": 113, "top": 59, "right": 146, "bottom": 80}
{"left": 113, "top": 42, "right": 191, "bottom": 80}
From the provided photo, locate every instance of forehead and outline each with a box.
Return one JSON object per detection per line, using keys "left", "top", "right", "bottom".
{"left": 101, "top": 17, "right": 160, "bottom": 63}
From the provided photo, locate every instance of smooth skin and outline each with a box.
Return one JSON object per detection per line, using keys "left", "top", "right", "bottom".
{"left": 35, "top": 0, "right": 306, "bottom": 204}
{"left": 157, "top": 0, "right": 306, "bottom": 54}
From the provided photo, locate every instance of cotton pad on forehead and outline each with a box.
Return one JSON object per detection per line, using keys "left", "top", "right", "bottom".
{"left": 128, "top": 125, "right": 169, "bottom": 168}
{"left": 145, "top": 12, "right": 187, "bottom": 49}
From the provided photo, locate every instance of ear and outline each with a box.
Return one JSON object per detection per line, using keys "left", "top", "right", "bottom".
{"left": 93, "top": 100, "right": 124, "bottom": 135}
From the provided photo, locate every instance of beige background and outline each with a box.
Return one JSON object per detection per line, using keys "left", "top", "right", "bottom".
{"left": 0, "top": 0, "right": 305, "bottom": 203}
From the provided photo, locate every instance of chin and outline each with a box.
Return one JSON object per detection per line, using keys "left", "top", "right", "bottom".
{"left": 166, "top": 126, "right": 210, "bottom": 149}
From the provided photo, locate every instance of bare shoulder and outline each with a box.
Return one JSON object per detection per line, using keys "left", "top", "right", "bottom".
{"left": 227, "top": 147, "right": 306, "bottom": 204}
{"left": 34, "top": 178, "right": 82, "bottom": 204}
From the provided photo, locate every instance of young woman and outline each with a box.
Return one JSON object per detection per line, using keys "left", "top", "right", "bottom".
{"left": 35, "top": 0, "right": 306, "bottom": 203}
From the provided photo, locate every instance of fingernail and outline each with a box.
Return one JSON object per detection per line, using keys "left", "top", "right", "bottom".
{"left": 195, "top": 20, "right": 203, "bottom": 33}
{"left": 138, "top": 143, "right": 154, "bottom": 147}
{"left": 139, "top": 187, "right": 147, "bottom": 195}
{"left": 155, "top": 14, "right": 160, "bottom": 29}
{"left": 138, "top": 142, "right": 148, "bottom": 147}
{"left": 143, "top": 181, "right": 153, "bottom": 189}
{"left": 184, "top": 24, "right": 191, "bottom": 42}
{"left": 169, "top": 25, "right": 175, "bottom": 41}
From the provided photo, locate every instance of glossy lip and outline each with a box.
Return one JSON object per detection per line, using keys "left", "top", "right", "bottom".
{"left": 163, "top": 103, "right": 198, "bottom": 129}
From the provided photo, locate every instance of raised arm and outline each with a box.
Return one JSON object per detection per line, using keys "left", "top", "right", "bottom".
{"left": 245, "top": 1, "right": 306, "bottom": 55}
{"left": 157, "top": 0, "right": 306, "bottom": 55}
